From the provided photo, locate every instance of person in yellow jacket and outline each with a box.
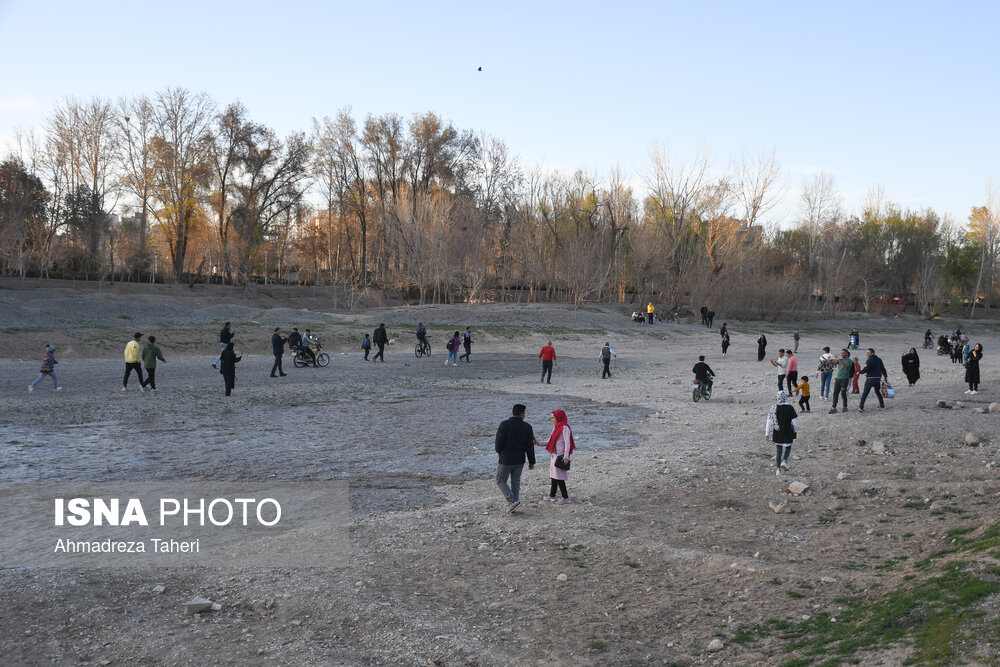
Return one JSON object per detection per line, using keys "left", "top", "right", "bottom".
{"left": 792, "top": 375, "right": 810, "bottom": 412}
{"left": 123, "top": 332, "right": 145, "bottom": 392}
{"left": 646, "top": 302, "right": 655, "bottom": 325}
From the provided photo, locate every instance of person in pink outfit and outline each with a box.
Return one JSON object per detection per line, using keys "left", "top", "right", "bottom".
{"left": 541, "top": 409, "right": 576, "bottom": 503}
{"left": 785, "top": 351, "right": 799, "bottom": 391}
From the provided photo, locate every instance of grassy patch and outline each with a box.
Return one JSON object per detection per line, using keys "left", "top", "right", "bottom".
{"left": 733, "top": 522, "right": 1000, "bottom": 665}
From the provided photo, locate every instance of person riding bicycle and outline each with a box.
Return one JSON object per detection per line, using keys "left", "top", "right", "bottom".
{"left": 692, "top": 355, "right": 715, "bottom": 395}
{"left": 300, "top": 329, "right": 318, "bottom": 366}
{"left": 416, "top": 322, "right": 427, "bottom": 345}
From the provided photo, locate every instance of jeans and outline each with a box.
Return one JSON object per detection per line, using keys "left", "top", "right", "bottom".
{"left": 144, "top": 367, "right": 156, "bottom": 389}
{"left": 447, "top": 349, "right": 458, "bottom": 364}
{"left": 787, "top": 371, "right": 798, "bottom": 391}
{"left": 777, "top": 374, "right": 786, "bottom": 391}
{"left": 30, "top": 372, "right": 58, "bottom": 390}
{"left": 602, "top": 359, "right": 612, "bottom": 378}
{"left": 776, "top": 444, "right": 791, "bottom": 466}
{"left": 460, "top": 344, "right": 471, "bottom": 362}
{"left": 859, "top": 377, "right": 884, "bottom": 409}
{"left": 832, "top": 378, "right": 849, "bottom": 409}
{"left": 820, "top": 372, "right": 833, "bottom": 398}
{"left": 496, "top": 464, "right": 524, "bottom": 504}
{"left": 541, "top": 360, "right": 553, "bottom": 383}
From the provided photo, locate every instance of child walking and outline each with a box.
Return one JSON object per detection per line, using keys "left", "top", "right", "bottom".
{"left": 792, "top": 375, "right": 811, "bottom": 412}
{"left": 362, "top": 333, "right": 371, "bottom": 361}
{"left": 28, "top": 345, "right": 62, "bottom": 393}
{"left": 765, "top": 391, "right": 798, "bottom": 475}
{"left": 541, "top": 409, "right": 576, "bottom": 503}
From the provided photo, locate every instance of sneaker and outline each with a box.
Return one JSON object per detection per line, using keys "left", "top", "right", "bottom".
{"left": 138, "top": 385, "right": 145, "bottom": 393}
{"left": 841, "top": 407, "right": 848, "bottom": 412}
{"left": 453, "top": 363, "right": 458, "bottom": 366}
{"left": 780, "top": 461, "right": 789, "bottom": 469}
{"left": 444, "top": 359, "right": 449, "bottom": 366}
{"left": 55, "top": 387, "right": 63, "bottom": 392}
{"left": 858, "top": 407, "right": 864, "bottom": 412}
{"left": 279, "top": 373, "right": 287, "bottom": 377}
{"left": 212, "top": 363, "right": 218, "bottom": 369}
{"left": 970, "top": 390, "right": 979, "bottom": 395}
{"left": 828, "top": 408, "right": 837, "bottom": 414}
{"left": 508, "top": 500, "right": 521, "bottom": 514}
{"left": 27, "top": 384, "right": 33, "bottom": 393}
{"left": 543, "top": 496, "right": 557, "bottom": 502}
{"left": 122, "top": 386, "right": 127, "bottom": 392}
{"left": 965, "top": 390, "right": 972, "bottom": 394}
{"left": 557, "top": 498, "right": 571, "bottom": 504}
{"left": 775, "top": 468, "right": 782, "bottom": 476}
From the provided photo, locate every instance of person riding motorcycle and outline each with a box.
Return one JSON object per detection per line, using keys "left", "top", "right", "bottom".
{"left": 300, "top": 329, "right": 318, "bottom": 366}
{"left": 692, "top": 355, "right": 715, "bottom": 396}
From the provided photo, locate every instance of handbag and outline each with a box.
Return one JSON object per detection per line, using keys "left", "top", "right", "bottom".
{"left": 882, "top": 381, "right": 895, "bottom": 398}
{"left": 554, "top": 455, "right": 571, "bottom": 471}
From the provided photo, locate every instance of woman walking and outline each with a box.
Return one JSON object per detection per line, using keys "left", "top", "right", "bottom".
{"left": 901, "top": 348, "right": 920, "bottom": 386}
{"left": 965, "top": 343, "right": 983, "bottom": 394}
{"left": 765, "top": 391, "right": 798, "bottom": 475}
{"left": 542, "top": 409, "right": 575, "bottom": 504}
{"left": 220, "top": 342, "right": 242, "bottom": 397}
{"left": 757, "top": 333, "right": 767, "bottom": 362}
{"left": 445, "top": 331, "right": 461, "bottom": 366}
{"left": 721, "top": 330, "right": 731, "bottom": 356}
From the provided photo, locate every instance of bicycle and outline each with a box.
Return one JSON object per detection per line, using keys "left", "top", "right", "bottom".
{"left": 414, "top": 338, "right": 432, "bottom": 358}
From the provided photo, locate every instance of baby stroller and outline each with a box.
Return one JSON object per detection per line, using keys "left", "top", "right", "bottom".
{"left": 936, "top": 335, "right": 951, "bottom": 356}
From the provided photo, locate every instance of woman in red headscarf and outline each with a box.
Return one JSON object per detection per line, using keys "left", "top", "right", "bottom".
{"left": 542, "top": 409, "right": 576, "bottom": 503}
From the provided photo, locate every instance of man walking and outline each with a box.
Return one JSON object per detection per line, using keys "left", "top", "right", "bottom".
{"left": 829, "top": 348, "right": 853, "bottom": 413}
{"left": 459, "top": 327, "right": 473, "bottom": 362}
{"left": 786, "top": 350, "right": 799, "bottom": 391}
{"left": 141, "top": 335, "right": 166, "bottom": 391}
{"left": 793, "top": 329, "right": 801, "bottom": 354}
{"left": 123, "top": 332, "right": 145, "bottom": 392}
{"left": 271, "top": 327, "right": 288, "bottom": 377}
{"left": 600, "top": 342, "right": 616, "bottom": 379}
{"left": 858, "top": 348, "right": 888, "bottom": 412}
{"left": 495, "top": 403, "right": 537, "bottom": 514}
{"left": 372, "top": 323, "right": 388, "bottom": 362}
{"left": 818, "top": 347, "right": 835, "bottom": 399}
{"left": 771, "top": 349, "right": 788, "bottom": 390}
{"left": 213, "top": 322, "right": 234, "bottom": 369}
{"left": 539, "top": 340, "right": 556, "bottom": 383}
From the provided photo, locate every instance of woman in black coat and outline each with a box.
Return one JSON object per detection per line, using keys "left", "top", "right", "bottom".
{"left": 757, "top": 333, "right": 767, "bottom": 362}
{"left": 901, "top": 348, "right": 920, "bottom": 386}
{"left": 220, "top": 342, "right": 242, "bottom": 396}
{"left": 965, "top": 343, "right": 983, "bottom": 394}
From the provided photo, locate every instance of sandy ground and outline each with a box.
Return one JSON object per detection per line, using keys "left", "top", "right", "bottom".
{"left": 1, "top": 281, "right": 999, "bottom": 665}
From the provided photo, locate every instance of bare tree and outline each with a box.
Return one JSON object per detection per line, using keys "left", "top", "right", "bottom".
{"left": 149, "top": 88, "right": 214, "bottom": 279}
{"left": 116, "top": 95, "right": 157, "bottom": 275}
{"left": 734, "top": 149, "right": 781, "bottom": 228}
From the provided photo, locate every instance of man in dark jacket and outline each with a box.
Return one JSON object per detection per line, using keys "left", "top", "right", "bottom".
{"left": 495, "top": 403, "right": 537, "bottom": 513}
{"left": 213, "top": 322, "right": 234, "bottom": 369}
{"left": 372, "top": 323, "right": 389, "bottom": 362}
{"left": 858, "top": 348, "right": 888, "bottom": 411}
{"left": 692, "top": 355, "right": 715, "bottom": 394}
{"left": 270, "top": 327, "right": 288, "bottom": 377}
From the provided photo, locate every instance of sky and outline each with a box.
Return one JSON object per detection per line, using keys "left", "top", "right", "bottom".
{"left": 1, "top": 0, "right": 997, "bottom": 226}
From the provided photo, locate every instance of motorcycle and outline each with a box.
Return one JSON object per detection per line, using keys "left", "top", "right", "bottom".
{"left": 293, "top": 341, "right": 330, "bottom": 368}
{"left": 847, "top": 335, "right": 859, "bottom": 350}
{"left": 692, "top": 379, "right": 712, "bottom": 402}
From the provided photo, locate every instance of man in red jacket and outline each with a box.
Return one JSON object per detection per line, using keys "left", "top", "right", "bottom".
{"left": 538, "top": 341, "right": 557, "bottom": 384}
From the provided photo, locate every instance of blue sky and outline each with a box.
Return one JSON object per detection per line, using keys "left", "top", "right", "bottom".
{"left": 1, "top": 0, "right": 997, "bottom": 225}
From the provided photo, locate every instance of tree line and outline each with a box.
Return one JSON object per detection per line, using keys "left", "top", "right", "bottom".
{"left": 1, "top": 87, "right": 998, "bottom": 318}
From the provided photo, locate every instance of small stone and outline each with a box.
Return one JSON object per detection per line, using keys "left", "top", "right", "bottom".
{"left": 152, "top": 584, "right": 166, "bottom": 594}
{"left": 821, "top": 576, "right": 837, "bottom": 584}
{"left": 768, "top": 501, "right": 787, "bottom": 514}
{"left": 965, "top": 433, "right": 981, "bottom": 446}
{"left": 788, "top": 481, "right": 809, "bottom": 495}
{"left": 556, "top": 573, "right": 568, "bottom": 582}
{"left": 184, "top": 597, "right": 213, "bottom": 615}
{"left": 837, "top": 472, "right": 850, "bottom": 480}
{"left": 211, "top": 603, "right": 222, "bottom": 611}
{"left": 854, "top": 439, "right": 867, "bottom": 447}
{"left": 871, "top": 442, "right": 886, "bottom": 454}
{"left": 988, "top": 402, "right": 1000, "bottom": 413}
{"left": 936, "top": 400, "right": 951, "bottom": 409}
{"left": 707, "top": 638, "right": 725, "bottom": 652}
{"left": 953, "top": 401, "right": 965, "bottom": 409}
{"left": 972, "top": 408, "right": 985, "bottom": 414}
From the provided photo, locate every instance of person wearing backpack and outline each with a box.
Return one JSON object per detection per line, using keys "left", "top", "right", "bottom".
{"left": 599, "top": 342, "right": 616, "bottom": 379}
{"left": 28, "top": 344, "right": 62, "bottom": 393}
{"left": 445, "top": 331, "right": 461, "bottom": 366}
